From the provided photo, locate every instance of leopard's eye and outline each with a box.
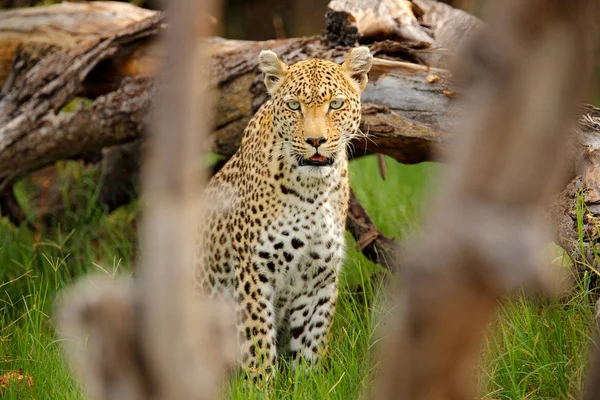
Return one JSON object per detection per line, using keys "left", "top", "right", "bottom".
{"left": 329, "top": 100, "right": 344, "bottom": 110}
{"left": 286, "top": 101, "right": 301, "bottom": 111}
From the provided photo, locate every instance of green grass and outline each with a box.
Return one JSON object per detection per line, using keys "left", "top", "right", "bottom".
{"left": 482, "top": 283, "right": 595, "bottom": 400}
{"left": 0, "top": 155, "right": 597, "bottom": 399}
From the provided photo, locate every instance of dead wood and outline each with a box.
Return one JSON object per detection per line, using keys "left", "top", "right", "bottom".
{"left": 325, "top": 0, "right": 433, "bottom": 46}
{"left": 0, "top": 12, "right": 163, "bottom": 190}
{"left": 0, "top": 2, "right": 453, "bottom": 177}
{"left": 0, "top": 36, "right": 451, "bottom": 184}
{"left": 413, "top": 0, "right": 484, "bottom": 68}
{"left": 0, "top": 75, "right": 154, "bottom": 193}
{"left": 373, "top": 0, "right": 598, "bottom": 398}
{"left": 0, "top": 2, "right": 159, "bottom": 89}
{"left": 0, "top": 0, "right": 598, "bottom": 277}
{"left": 348, "top": 188, "right": 401, "bottom": 269}
{"left": 551, "top": 106, "right": 600, "bottom": 287}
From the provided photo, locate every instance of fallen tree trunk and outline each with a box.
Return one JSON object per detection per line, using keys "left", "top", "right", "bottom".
{"left": 0, "top": 0, "right": 598, "bottom": 275}
{"left": 0, "top": 12, "right": 162, "bottom": 190}
{"left": 0, "top": 0, "right": 454, "bottom": 270}
{"left": 0, "top": 2, "right": 158, "bottom": 89}
{"left": 0, "top": 1, "right": 452, "bottom": 185}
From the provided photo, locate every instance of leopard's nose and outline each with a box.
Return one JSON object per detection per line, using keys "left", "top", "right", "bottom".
{"left": 305, "top": 136, "right": 327, "bottom": 148}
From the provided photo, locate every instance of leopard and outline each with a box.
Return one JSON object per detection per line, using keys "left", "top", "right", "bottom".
{"left": 194, "top": 46, "right": 373, "bottom": 376}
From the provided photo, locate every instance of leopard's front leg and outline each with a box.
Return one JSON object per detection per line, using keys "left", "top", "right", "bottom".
{"left": 234, "top": 259, "right": 277, "bottom": 379}
{"left": 288, "top": 265, "right": 338, "bottom": 369}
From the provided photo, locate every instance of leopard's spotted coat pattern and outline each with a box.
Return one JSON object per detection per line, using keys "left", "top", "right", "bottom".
{"left": 195, "top": 47, "right": 373, "bottom": 375}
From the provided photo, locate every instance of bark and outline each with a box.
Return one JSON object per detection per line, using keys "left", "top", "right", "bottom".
{"left": 0, "top": 12, "right": 162, "bottom": 190}
{"left": 0, "top": 75, "right": 154, "bottom": 192}
{"left": 413, "top": 0, "right": 484, "bottom": 68}
{"left": 0, "top": 2, "right": 158, "bottom": 88}
{"left": 325, "top": 0, "right": 433, "bottom": 46}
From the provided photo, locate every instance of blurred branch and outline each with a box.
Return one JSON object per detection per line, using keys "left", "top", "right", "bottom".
{"left": 136, "top": 0, "right": 235, "bottom": 397}
{"left": 56, "top": 0, "right": 235, "bottom": 399}
{"left": 373, "top": 0, "right": 598, "bottom": 398}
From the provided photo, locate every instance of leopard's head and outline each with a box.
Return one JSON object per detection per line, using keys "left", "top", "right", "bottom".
{"left": 258, "top": 47, "right": 372, "bottom": 174}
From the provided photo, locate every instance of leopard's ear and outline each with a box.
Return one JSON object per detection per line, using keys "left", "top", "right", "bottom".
{"left": 259, "top": 50, "right": 288, "bottom": 95}
{"left": 341, "top": 47, "right": 373, "bottom": 92}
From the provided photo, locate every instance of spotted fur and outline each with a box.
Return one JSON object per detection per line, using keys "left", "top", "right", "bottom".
{"left": 195, "top": 47, "right": 373, "bottom": 375}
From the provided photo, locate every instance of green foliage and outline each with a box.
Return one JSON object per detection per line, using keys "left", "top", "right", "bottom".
{"left": 0, "top": 155, "right": 597, "bottom": 399}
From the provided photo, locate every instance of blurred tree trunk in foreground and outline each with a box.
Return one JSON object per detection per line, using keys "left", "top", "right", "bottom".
{"left": 373, "top": 0, "right": 598, "bottom": 398}
{"left": 55, "top": 0, "right": 237, "bottom": 399}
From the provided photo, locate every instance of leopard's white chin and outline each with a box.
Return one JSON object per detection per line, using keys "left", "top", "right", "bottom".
{"left": 297, "top": 164, "right": 335, "bottom": 180}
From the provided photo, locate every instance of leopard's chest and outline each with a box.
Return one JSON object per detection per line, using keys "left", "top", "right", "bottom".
{"left": 257, "top": 195, "right": 346, "bottom": 293}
